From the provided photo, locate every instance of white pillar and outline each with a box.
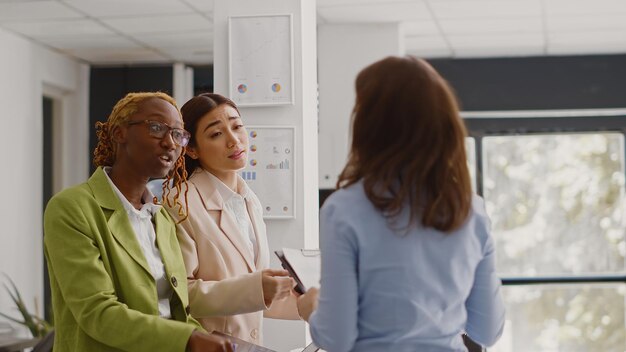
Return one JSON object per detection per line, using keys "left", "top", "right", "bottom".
{"left": 213, "top": 0, "right": 318, "bottom": 350}
{"left": 173, "top": 62, "right": 194, "bottom": 106}
{"left": 318, "top": 24, "right": 403, "bottom": 188}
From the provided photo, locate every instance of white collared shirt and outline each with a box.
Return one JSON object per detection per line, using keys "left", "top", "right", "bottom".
{"left": 103, "top": 167, "right": 172, "bottom": 318}
{"left": 205, "top": 171, "right": 258, "bottom": 261}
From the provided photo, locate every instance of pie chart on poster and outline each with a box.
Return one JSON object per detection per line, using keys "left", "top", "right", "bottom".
{"left": 271, "top": 83, "right": 281, "bottom": 92}
{"left": 237, "top": 84, "right": 247, "bottom": 94}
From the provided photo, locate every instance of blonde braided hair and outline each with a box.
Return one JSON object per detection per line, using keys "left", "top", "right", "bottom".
{"left": 93, "top": 92, "right": 189, "bottom": 222}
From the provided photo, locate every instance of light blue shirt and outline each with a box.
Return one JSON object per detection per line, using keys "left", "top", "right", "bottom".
{"left": 308, "top": 182, "right": 505, "bottom": 352}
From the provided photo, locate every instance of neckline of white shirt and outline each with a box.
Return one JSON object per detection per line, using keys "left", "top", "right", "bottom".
{"left": 203, "top": 169, "right": 250, "bottom": 203}
{"left": 102, "top": 166, "right": 161, "bottom": 218}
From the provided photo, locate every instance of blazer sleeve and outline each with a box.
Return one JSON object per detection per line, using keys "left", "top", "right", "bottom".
{"left": 263, "top": 292, "right": 300, "bottom": 320}
{"left": 173, "top": 210, "right": 269, "bottom": 318}
{"left": 308, "top": 202, "right": 360, "bottom": 352}
{"left": 464, "top": 208, "right": 506, "bottom": 347}
{"left": 44, "top": 194, "right": 196, "bottom": 352}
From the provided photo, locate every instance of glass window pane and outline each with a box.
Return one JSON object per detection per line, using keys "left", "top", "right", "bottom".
{"left": 490, "top": 284, "right": 626, "bottom": 352}
{"left": 483, "top": 133, "right": 626, "bottom": 276}
{"left": 466, "top": 137, "right": 476, "bottom": 193}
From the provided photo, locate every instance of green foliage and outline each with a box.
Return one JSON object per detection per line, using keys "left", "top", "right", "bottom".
{"left": 0, "top": 274, "right": 52, "bottom": 338}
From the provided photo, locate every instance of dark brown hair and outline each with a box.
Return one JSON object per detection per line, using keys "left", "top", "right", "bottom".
{"left": 179, "top": 93, "right": 240, "bottom": 176}
{"left": 337, "top": 56, "right": 472, "bottom": 232}
{"left": 93, "top": 92, "right": 189, "bottom": 222}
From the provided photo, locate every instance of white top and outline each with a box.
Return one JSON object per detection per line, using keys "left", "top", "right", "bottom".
{"left": 103, "top": 167, "right": 172, "bottom": 318}
{"left": 205, "top": 171, "right": 258, "bottom": 261}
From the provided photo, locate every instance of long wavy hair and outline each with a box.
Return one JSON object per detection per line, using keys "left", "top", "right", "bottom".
{"left": 93, "top": 92, "right": 189, "bottom": 221}
{"left": 179, "top": 93, "right": 240, "bottom": 177}
{"left": 337, "top": 56, "right": 472, "bottom": 233}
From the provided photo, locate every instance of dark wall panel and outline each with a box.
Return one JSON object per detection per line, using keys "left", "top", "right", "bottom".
{"left": 89, "top": 66, "right": 173, "bottom": 172}
{"left": 193, "top": 65, "right": 214, "bottom": 95}
{"left": 428, "top": 54, "right": 626, "bottom": 111}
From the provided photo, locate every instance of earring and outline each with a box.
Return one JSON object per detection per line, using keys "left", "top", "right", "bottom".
{"left": 186, "top": 150, "right": 198, "bottom": 159}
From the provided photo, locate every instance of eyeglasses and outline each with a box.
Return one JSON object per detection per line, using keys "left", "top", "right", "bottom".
{"left": 127, "top": 119, "right": 191, "bottom": 147}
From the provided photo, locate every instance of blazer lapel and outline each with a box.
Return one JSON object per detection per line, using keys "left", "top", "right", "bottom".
{"left": 219, "top": 208, "right": 256, "bottom": 271}
{"left": 108, "top": 210, "right": 152, "bottom": 276}
{"left": 153, "top": 210, "right": 172, "bottom": 269}
{"left": 191, "top": 170, "right": 256, "bottom": 271}
{"left": 88, "top": 167, "right": 152, "bottom": 276}
{"left": 153, "top": 209, "right": 184, "bottom": 280}
{"left": 153, "top": 211, "right": 180, "bottom": 292}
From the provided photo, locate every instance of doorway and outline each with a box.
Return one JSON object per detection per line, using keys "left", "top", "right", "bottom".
{"left": 42, "top": 96, "right": 54, "bottom": 322}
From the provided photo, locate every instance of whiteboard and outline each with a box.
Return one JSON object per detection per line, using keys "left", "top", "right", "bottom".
{"left": 228, "top": 14, "right": 294, "bottom": 106}
{"left": 241, "top": 126, "right": 295, "bottom": 219}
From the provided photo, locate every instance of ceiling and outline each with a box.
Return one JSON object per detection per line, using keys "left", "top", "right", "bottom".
{"left": 1, "top": 0, "right": 625, "bottom": 65}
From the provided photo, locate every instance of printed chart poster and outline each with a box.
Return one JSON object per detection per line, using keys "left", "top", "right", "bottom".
{"left": 241, "top": 126, "right": 295, "bottom": 219}
{"left": 229, "top": 14, "right": 293, "bottom": 106}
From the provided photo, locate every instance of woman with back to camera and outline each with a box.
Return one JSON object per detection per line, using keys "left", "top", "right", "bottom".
{"left": 164, "top": 93, "right": 299, "bottom": 345}
{"left": 296, "top": 56, "right": 505, "bottom": 352}
{"left": 44, "top": 92, "right": 233, "bottom": 352}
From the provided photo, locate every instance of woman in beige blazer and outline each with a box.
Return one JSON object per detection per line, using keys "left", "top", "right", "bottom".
{"left": 164, "top": 93, "right": 300, "bottom": 345}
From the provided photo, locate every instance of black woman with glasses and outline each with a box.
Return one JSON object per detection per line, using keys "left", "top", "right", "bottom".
{"left": 43, "top": 92, "right": 234, "bottom": 352}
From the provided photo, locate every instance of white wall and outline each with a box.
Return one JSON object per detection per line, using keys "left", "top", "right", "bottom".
{"left": 0, "top": 27, "right": 89, "bottom": 332}
{"left": 317, "top": 24, "right": 403, "bottom": 188}
{"left": 214, "top": 0, "right": 319, "bottom": 350}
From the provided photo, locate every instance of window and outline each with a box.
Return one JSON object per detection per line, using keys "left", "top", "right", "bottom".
{"left": 465, "top": 113, "right": 626, "bottom": 351}
{"left": 466, "top": 137, "right": 477, "bottom": 192}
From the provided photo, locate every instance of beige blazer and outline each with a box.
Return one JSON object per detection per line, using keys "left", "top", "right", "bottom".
{"left": 165, "top": 169, "right": 299, "bottom": 344}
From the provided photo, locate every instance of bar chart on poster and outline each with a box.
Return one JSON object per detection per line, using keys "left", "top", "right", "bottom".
{"left": 241, "top": 126, "right": 295, "bottom": 218}
{"left": 228, "top": 14, "right": 294, "bottom": 106}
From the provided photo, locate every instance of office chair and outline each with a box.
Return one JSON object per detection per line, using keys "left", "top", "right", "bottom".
{"left": 463, "top": 334, "right": 485, "bottom": 352}
{"left": 32, "top": 331, "right": 54, "bottom": 352}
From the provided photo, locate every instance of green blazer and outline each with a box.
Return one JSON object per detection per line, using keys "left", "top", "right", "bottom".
{"left": 44, "top": 167, "right": 203, "bottom": 352}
